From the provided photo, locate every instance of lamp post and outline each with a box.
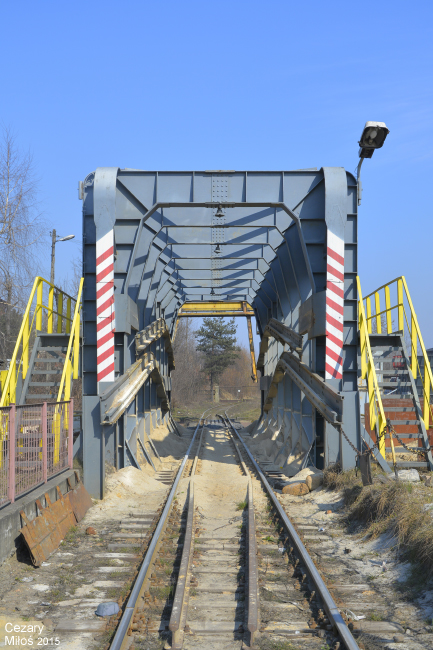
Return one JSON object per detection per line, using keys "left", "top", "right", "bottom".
{"left": 50, "top": 229, "right": 75, "bottom": 286}
{"left": 357, "top": 121, "right": 389, "bottom": 206}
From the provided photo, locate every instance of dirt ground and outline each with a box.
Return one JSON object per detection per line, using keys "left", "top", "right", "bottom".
{"left": 2, "top": 418, "right": 433, "bottom": 649}
{"left": 237, "top": 423, "right": 433, "bottom": 648}
{"left": 275, "top": 486, "right": 433, "bottom": 648}
{"left": 0, "top": 423, "right": 193, "bottom": 649}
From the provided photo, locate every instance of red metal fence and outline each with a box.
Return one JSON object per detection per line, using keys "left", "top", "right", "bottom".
{"left": 0, "top": 400, "right": 73, "bottom": 507}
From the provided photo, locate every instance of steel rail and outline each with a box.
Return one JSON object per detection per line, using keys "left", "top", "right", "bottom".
{"left": 169, "top": 480, "right": 195, "bottom": 649}
{"left": 109, "top": 417, "right": 205, "bottom": 650}
{"left": 223, "top": 412, "right": 361, "bottom": 650}
{"left": 169, "top": 417, "right": 206, "bottom": 647}
{"left": 246, "top": 478, "right": 259, "bottom": 645}
{"left": 191, "top": 425, "right": 205, "bottom": 476}
{"left": 220, "top": 415, "right": 249, "bottom": 476}
{"left": 219, "top": 414, "right": 258, "bottom": 647}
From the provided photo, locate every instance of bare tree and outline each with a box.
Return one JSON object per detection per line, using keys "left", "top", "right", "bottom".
{"left": 219, "top": 346, "right": 260, "bottom": 400}
{"left": 56, "top": 249, "right": 82, "bottom": 298}
{"left": 0, "top": 127, "right": 47, "bottom": 358}
{"left": 171, "top": 318, "right": 203, "bottom": 406}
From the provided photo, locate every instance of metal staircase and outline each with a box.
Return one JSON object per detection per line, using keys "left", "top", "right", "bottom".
{"left": 0, "top": 277, "right": 83, "bottom": 408}
{"left": 19, "top": 333, "right": 69, "bottom": 404}
{"left": 366, "top": 332, "right": 433, "bottom": 468}
{"left": 358, "top": 276, "right": 433, "bottom": 471}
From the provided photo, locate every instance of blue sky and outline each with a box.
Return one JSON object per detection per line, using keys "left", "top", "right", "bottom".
{"left": 1, "top": 0, "right": 432, "bottom": 350}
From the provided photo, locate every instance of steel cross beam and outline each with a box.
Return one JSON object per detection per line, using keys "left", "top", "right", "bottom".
{"left": 177, "top": 301, "right": 255, "bottom": 317}
{"left": 177, "top": 301, "right": 258, "bottom": 381}
{"left": 123, "top": 202, "right": 315, "bottom": 294}
{"left": 138, "top": 233, "right": 304, "bottom": 330}
{"left": 129, "top": 231, "right": 273, "bottom": 327}
{"left": 123, "top": 199, "right": 307, "bottom": 329}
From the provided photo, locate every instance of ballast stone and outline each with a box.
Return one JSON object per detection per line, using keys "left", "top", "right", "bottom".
{"left": 95, "top": 602, "right": 120, "bottom": 617}
{"left": 391, "top": 469, "right": 420, "bottom": 482}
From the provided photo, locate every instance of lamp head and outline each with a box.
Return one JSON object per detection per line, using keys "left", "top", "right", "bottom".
{"left": 358, "top": 121, "right": 389, "bottom": 158}
{"left": 58, "top": 234, "right": 75, "bottom": 242}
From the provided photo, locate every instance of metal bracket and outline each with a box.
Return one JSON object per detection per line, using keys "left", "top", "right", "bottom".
{"left": 135, "top": 317, "right": 174, "bottom": 368}
{"left": 125, "top": 439, "right": 141, "bottom": 470}
{"left": 137, "top": 436, "right": 157, "bottom": 471}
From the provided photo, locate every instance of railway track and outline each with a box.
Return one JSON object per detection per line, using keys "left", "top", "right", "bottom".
{"left": 107, "top": 410, "right": 361, "bottom": 650}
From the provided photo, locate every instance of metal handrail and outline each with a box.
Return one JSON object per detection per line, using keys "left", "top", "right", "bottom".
{"left": 357, "top": 277, "right": 389, "bottom": 459}
{"left": 224, "top": 411, "right": 361, "bottom": 650}
{"left": 361, "top": 275, "right": 433, "bottom": 431}
{"left": 0, "top": 276, "right": 78, "bottom": 407}
{"left": 56, "top": 278, "right": 84, "bottom": 403}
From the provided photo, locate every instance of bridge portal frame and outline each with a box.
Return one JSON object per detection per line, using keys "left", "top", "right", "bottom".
{"left": 81, "top": 167, "right": 359, "bottom": 498}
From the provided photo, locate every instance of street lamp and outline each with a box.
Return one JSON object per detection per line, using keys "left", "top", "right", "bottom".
{"left": 357, "top": 121, "right": 389, "bottom": 206}
{"left": 50, "top": 229, "right": 75, "bottom": 286}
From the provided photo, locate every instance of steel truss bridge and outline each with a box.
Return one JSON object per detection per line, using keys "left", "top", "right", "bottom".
{"left": 2, "top": 166, "right": 433, "bottom": 499}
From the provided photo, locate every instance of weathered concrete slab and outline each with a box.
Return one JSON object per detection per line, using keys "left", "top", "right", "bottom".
{"left": 55, "top": 619, "right": 106, "bottom": 632}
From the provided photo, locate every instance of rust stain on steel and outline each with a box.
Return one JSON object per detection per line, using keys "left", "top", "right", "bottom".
{"left": 66, "top": 472, "right": 93, "bottom": 522}
{"left": 45, "top": 488, "right": 76, "bottom": 538}
{"left": 20, "top": 499, "right": 63, "bottom": 566}
{"left": 19, "top": 481, "right": 85, "bottom": 566}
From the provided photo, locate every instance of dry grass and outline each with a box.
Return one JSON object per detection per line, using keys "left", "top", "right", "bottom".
{"left": 326, "top": 467, "right": 433, "bottom": 580}
{"left": 324, "top": 465, "right": 361, "bottom": 491}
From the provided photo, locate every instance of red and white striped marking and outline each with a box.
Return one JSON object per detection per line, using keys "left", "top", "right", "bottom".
{"left": 96, "top": 230, "right": 115, "bottom": 385}
{"left": 325, "top": 231, "right": 344, "bottom": 380}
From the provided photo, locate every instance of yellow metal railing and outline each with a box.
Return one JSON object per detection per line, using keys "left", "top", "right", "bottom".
{"left": 56, "top": 278, "right": 83, "bottom": 403}
{"left": 0, "top": 277, "right": 78, "bottom": 407}
{"left": 362, "top": 276, "right": 433, "bottom": 432}
{"left": 53, "top": 279, "right": 84, "bottom": 463}
{"left": 357, "top": 277, "right": 388, "bottom": 457}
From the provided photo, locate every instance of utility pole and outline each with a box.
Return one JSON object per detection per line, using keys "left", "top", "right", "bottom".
{"left": 50, "top": 230, "right": 75, "bottom": 286}
{"left": 50, "top": 229, "right": 56, "bottom": 285}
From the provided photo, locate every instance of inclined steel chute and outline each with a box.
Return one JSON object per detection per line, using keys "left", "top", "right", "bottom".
{"left": 257, "top": 319, "right": 303, "bottom": 372}
{"left": 100, "top": 317, "right": 176, "bottom": 429}
{"left": 262, "top": 350, "right": 344, "bottom": 426}
{"left": 100, "top": 351, "right": 170, "bottom": 426}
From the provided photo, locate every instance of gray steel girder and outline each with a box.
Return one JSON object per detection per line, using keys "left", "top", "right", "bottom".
{"left": 264, "top": 351, "right": 343, "bottom": 426}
